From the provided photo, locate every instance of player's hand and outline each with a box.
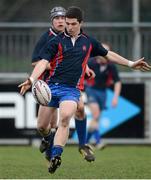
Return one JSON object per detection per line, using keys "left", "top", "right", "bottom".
{"left": 112, "top": 97, "right": 118, "bottom": 107}
{"left": 131, "top": 57, "right": 151, "bottom": 71}
{"left": 85, "top": 67, "right": 95, "bottom": 79}
{"left": 18, "top": 79, "right": 32, "bottom": 95}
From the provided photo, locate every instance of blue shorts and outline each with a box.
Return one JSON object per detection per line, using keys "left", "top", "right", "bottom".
{"left": 48, "top": 83, "right": 80, "bottom": 108}
{"left": 85, "top": 86, "right": 107, "bottom": 110}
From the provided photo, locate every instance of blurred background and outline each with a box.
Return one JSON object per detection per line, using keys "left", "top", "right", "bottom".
{"left": 0, "top": 0, "right": 151, "bottom": 146}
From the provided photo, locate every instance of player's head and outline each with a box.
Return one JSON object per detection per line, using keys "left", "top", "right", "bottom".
{"left": 65, "top": 6, "right": 84, "bottom": 37}
{"left": 50, "top": 6, "right": 66, "bottom": 32}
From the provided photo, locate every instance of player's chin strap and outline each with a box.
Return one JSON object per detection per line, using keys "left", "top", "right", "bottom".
{"left": 28, "top": 77, "right": 35, "bottom": 85}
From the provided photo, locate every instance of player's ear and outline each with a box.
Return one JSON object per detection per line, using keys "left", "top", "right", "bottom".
{"left": 79, "top": 21, "right": 83, "bottom": 27}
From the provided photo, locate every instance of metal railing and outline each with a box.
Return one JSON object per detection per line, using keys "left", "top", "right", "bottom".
{"left": 0, "top": 22, "right": 151, "bottom": 72}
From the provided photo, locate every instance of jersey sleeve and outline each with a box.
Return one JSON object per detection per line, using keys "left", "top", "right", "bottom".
{"left": 31, "top": 31, "right": 49, "bottom": 63}
{"left": 90, "top": 37, "right": 108, "bottom": 57}
{"left": 39, "top": 36, "right": 59, "bottom": 62}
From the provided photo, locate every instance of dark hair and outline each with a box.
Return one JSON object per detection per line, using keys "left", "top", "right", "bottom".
{"left": 65, "top": 6, "right": 83, "bottom": 23}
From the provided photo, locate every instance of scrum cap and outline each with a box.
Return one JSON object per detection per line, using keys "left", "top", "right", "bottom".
{"left": 50, "top": 6, "right": 66, "bottom": 21}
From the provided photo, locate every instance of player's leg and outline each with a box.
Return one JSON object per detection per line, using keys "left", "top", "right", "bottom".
{"left": 75, "top": 96, "right": 86, "bottom": 147}
{"left": 86, "top": 102, "right": 100, "bottom": 145}
{"left": 93, "top": 90, "right": 107, "bottom": 150}
{"left": 37, "top": 105, "right": 57, "bottom": 137}
{"left": 75, "top": 96, "right": 95, "bottom": 162}
{"left": 37, "top": 105, "right": 57, "bottom": 158}
{"left": 48, "top": 100, "right": 77, "bottom": 173}
{"left": 85, "top": 87, "right": 101, "bottom": 146}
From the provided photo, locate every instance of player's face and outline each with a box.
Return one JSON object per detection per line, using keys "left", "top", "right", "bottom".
{"left": 52, "top": 16, "right": 65, "bottom": 32}
{"left": 65, "top": 18, "right": 82, "bottom": 37}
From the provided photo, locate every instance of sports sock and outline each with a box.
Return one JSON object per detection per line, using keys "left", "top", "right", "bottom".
{"left": 45, "top": 129, "right": 56, "bottom": 160}
{"left": 86, "top": 131, "right": 93, "bottom": 143}
{"left": 51, "top": 145, "right": 63, "bottom": 158}
{"left": 75, "top": 117, "right": 87, "bottom": 146}
{"left": 93, "top": 129, "right": 100, "bottom": 145}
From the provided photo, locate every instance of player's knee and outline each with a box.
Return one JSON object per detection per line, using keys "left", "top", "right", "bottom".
{"left": 60, "top": 116, "right": 70, "bottom": 128}
{"left": 75, "top": 106, "right": 85, "bottom": 119}
{"left": 93, "top": 114, "right": 100, "bottom": 120}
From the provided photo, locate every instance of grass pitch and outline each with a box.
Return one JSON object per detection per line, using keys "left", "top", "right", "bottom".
{"left": 0, "top": 145, "right": 151, "bottom": 179}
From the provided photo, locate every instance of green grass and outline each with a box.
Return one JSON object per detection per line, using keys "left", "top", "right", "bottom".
{"left": 0, "top": 145, "right": 151, "bottom": 179}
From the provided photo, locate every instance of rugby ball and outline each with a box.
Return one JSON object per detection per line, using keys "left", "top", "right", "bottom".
{"left": 32, "top": 80, "right": 51, "bottom": 106}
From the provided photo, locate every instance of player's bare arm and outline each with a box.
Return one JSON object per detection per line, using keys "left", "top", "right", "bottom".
{"left": 105, "top": 51, "right": 151, "bottom": 71}
{"left": 18, "top": 59, "right": 49, "bottom": 95}
{"left": 32, "top": 61, "right": 51, "bottom": 70}
{"left": 112, "top": 81, "right": 122, "bottom": 107}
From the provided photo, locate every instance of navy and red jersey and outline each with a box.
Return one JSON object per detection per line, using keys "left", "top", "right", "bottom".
{"left": 39, "top": 29, "right": 108, "bottom": 90}
{"left": 86, "top": 57, "right": 121, "bottom": 90}
{"left": 31, "top": 28, "right": 59, "bottom": 81}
